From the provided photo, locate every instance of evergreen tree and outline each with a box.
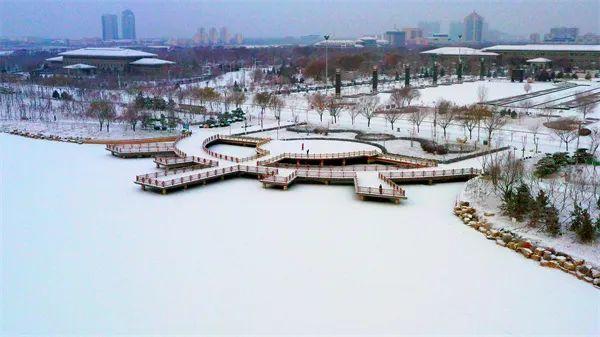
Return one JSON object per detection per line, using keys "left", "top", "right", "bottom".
{"left": 528, "top": 190, "right": 549, "bottom": 228}
{"left": 512, "top": 183, "right": 533, "bottom": 221}
{"left": 575, "top": 208, "right": 596, "bottom": 242}
{"left": 52, "top": 90, "right": 60, "bottom": 99}
{"left": 545, "top": 205, "right": 561, "bottom": 237}
{"left": 570, "top": 203, "right": 583, "bottom": 231}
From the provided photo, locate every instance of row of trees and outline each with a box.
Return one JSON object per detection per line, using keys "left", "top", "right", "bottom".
{"left": 483, "top": 152, "right": 599, "bottom": 242}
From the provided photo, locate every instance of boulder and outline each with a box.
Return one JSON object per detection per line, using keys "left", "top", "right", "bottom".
{"left": 555, "top": 256, "right": 567, "bottom": 264}
{"left": 542, "top": 250, "right": 552, "bottom": 260}
{"left": 502, "top": 234, "right": 513, "bottom": 242}
{"left": 518, "top": 241, "right": 533, "bottom": 249}
{"left": 573, "top": 259, "right": 584, "bottom": 266}
{"left": 591, "top": 269, "right": 600, "bottom": 279}
{"left": 576, "top": 265, "right": 591, "bottom": 276}
{"left": 496, "top": 239, "right": 507, "bottom": 247}
{"left": 531, "top": 254, "right": 541, "bottom": 261}
{"left": 519, "top": 248, "right": 533, "bottom": 258}
{"left": 484, "top": 212, "right": 495, "bottom": 217}
{"left": 562, "top": 262, "right": 576, "bottom": 271}
{"left": 593, "top": 278, "right": 600, "bottom": 286}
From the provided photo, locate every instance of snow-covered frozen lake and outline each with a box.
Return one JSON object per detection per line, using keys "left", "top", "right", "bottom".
{"left": 1, "top": 134, "right": 598, "bottom": 335}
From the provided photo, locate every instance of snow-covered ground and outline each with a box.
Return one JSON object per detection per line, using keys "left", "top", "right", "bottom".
{"left": 0, "top": 119, "right": 179, "bottom": 140}
{"left": 2, "top": 134, "right": 598, "bottom": 335}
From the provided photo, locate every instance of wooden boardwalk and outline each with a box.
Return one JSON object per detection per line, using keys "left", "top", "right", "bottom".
{"left": 153, "top": 156, "right": 218, "bottom": 169}
{"left": 202, "top": 134, "right": 271, "bottom": 162}
{"left": 106, "top": 142, "right": 176, "bottom": 158}
{"left": 257, "top": 150, "right": 436, "bottom": 168}
{"left": 110, "top": 132, "right": 479, "bottom": 204}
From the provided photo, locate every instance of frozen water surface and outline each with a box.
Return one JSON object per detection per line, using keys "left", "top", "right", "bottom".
{"left": 1, "top": 134, "right": 598, "bottom": 336}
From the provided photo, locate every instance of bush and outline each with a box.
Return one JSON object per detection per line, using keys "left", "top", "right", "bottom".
{"left": 571, "top": 206, "right": 596, "bottom": 242}
{"left": 585, "top": 73, "right": 592, "bottom": 80}
{"left": 573, "top": 148, "right": 594, "bottom": 164}
{"left": 420, "top": 140, "right": 448, "bottom": 155}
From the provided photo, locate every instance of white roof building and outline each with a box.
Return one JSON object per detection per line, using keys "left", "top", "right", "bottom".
{"left": 63, "top": 63, "right": 97, "bottom": 70}
{"left": 59, "top": 47, "right": 157, "bottom": 58}
{"left": 420, "top": 47, "right": 498, "bottom": 57}
{"left": 482, "top": 44, "right": 600, "bottom": 52}
{"left": 130, "top": 58, "right": 175, "bottom": 66}
{"left": 526, "top": 57, "right": 552, "bottom": 63}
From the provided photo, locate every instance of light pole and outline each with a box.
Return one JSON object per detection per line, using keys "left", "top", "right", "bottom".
{"left": 324, "top": 35, "right": 330, "bottom": 93}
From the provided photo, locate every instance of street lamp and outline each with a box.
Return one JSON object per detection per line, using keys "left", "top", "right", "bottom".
{"left": 324, "top": 34, "right": 330, "bottom": 93}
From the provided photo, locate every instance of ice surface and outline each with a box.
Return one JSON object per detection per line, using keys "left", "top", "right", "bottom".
{"left": 2, "top": 134, "right": 598, "bottom": 335}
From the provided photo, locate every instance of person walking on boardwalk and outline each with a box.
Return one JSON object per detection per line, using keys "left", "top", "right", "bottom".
{"left": 306, "top": 149, "right": 309, "bottom": 155}
{"left": 379, "top": 184, "right": 383, "bottom": 194}
{"left": 301, "top": 143, "right": 304, "bottom": 151}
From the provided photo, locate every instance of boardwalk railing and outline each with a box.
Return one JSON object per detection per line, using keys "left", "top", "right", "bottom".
{"left": 257, "top": 150, "right": 380, "bottom": 166}
{"left": 154, "top": 156, "right": 218, "bottom": 167}
{"left": 136, "top": 165, "right": 279, "bottom": 189}
{"left": 378, "top": 172, "right": 406, "bottom": 197}
{"left": 296, "top": 170, "right": 357, "bottom": 179}
{"left": 353, "top": 176, "right": 406, "bottom": 198}
{"left": 202, "top": 134, "right": 271, "bottom": 162}
{"left": 376, "top": 153, "right": 437, "bottom": 167}
{"left": 380, "top": 168, "right": 480, "bottom": 180}
{"left": 260, "top": 171, "right": 298, "bottom": 184}
{"left": 275, "top": 164, "right": 400, "bottom": 172}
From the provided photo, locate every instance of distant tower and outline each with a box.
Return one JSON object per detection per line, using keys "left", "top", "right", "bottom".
{"left": 209, "top": 27, "right": 218, "bottom": 45}
{"left": 121, "top": 9, "right": 136, "bottom": 40}
{"left": 464, "top": 11, "right": 484, "bottom": 43}
{"left": 219, "top": 26, "right": 229, "bottom": 44}
{"left": 101, "top": 14, "right": 119, "bottom": 40}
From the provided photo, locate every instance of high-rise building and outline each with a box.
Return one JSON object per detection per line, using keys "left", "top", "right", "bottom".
{"left": 530, "top": 33, "right": 540, "bottom": 43}
{"left": 544, "top": 27, "right": 579, "bottom": 43}
{"left": 402, "top": 27, "right": 423, "bottom": 45}
{"left": 234, "top": 33, "right": 244, "bottom": 45}
{"left": 209, "top": 27, "right": 218, "bottom": 44}
{"left": 418, "top": 21, "right": 441, "bottom": 37}
{"left": 121, "top": 9, "right": 136, "bottom": 40}
{"left": 449, "top": 21, "right": 463, "bottom": 41}
{"left": 384, "top": 31, "right": 406, "bottom": 47}
{"left": 219, "top": 26, "right": 229, "bottom": 44}
{"left": 464, "top": 11, "right": 484, "bottom": 43}
{"left": 101, "top": 14, "right": 119, "bottom": 40}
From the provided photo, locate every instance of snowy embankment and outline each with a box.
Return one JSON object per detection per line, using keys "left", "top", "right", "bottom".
{"left": 0, "top": 119, "right": 179, "bottom": 141}
{"left": 2, "top": 133, "right": 599, "bottom": 335}
{"left": 461, "top": 176, "right": 600, "bottom": 267}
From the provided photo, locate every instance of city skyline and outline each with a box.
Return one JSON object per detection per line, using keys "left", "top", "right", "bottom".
{"left": 1, "top": 0, "right": 598, "bottom": 40}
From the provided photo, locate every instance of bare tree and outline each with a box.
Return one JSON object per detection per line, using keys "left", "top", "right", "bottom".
{"left": 546, "top": 118, "right": 579, "bottom": 151}
{"left": 232, "top": 91, "right": 246, "bottom": 108}
{"left": 86, "top": 100, "right": 116, "bottom": 131}
{"left": 384, "top": 108, "right": 402, "bottom": 131}
{"left": 481, "top": 108, "right": 507, "bottom": 147}
{"left": 408, "top": 106, "right": 428, "bottom": 134}
{"left": 325, "top": 95, "right": 343, "bottom": 123}
{"left": 575, "top": 92, "right": 599, "bottom": 149}
{"left": 122, "top": 104, "right": 140, "bottom": 131}
{"left": 358, "top": 95, "right": 380, "bottom": 127}
{"left": 390, "top": 87, "right": 421, "bottom": 109}
{"left": 270, "top": 95, "right": 285, "bottom": 123}
{"left": 309, "top": 92, "right": 327, "bottom": 122}
{"left": 347, "top": 102, "right": 361, "bottom": 125}
{"left": 253, "top": 91, "right": 272, "bottom": 129}
{"left": 438, "top": 103, "right": 457, "bottom": 139}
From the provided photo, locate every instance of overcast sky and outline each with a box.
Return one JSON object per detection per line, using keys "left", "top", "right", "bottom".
{"left": 1, "top": 0, "right": 598, "bottom": 39}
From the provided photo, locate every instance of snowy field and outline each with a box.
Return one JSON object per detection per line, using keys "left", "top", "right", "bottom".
{"left": 2, "top": 134, "right": 598, "bottom": 335}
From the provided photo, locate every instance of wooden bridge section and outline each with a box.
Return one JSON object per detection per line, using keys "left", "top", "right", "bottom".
{"left": 153, "top": 156, "right": 218, "bottom": 169}
{"left": 257, "top": 150, "right": 436, "bottom": 169}
{"left": 202, "top": 134, "right": 271, "bottom": 162}
{"left": 106, "top": 142, "right": 177, "bottom": 158}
